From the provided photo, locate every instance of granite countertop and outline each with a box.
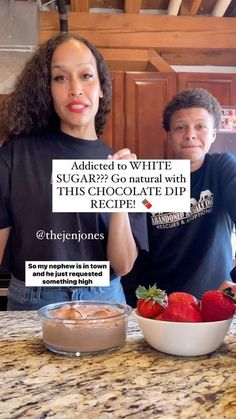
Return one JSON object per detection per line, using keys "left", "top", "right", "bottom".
{"left": 0, "top": 311, "right": 235, "bottom": 419}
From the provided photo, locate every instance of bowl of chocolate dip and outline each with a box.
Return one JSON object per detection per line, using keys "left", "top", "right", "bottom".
{"left": 38, "top": 301, "right": 132, "bottom": 356}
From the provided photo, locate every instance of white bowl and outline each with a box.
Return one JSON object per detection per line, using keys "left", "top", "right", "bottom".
{"left": 133, "top": 309, "right": 234, "bottom": 356}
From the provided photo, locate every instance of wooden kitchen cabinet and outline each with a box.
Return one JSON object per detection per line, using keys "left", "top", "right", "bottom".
{"left": 102, "top": 72, "right": 177, "bottom": 158}
{"left": 125, "top": 72, "right": 177, "bottom": 159}
{"left": 178, "top": 73, "right": 236, "bottom": 106}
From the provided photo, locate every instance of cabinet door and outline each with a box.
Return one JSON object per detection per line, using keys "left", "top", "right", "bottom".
{"left": 125, "top": 73, "right": 177, "bottom": 159}
{"left": 101, "top": 72, "right": 125, "bottom": 152}
{"left": 178, "top": 73, "right": 236, "bottom": 105}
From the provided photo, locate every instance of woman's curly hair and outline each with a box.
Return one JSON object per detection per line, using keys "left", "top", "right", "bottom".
{"left": 0, "top": 33, "right": 112, "bottom": 140}
{"left": 163, "top": 88, "right": 222, "bottom": 131}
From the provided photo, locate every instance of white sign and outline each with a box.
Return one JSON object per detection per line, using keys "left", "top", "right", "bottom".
{"left": 52, "top": 159, "right": 191, "bottom": 213}
{"left": 25, "top": 261, "right": 110, "bottom": 287}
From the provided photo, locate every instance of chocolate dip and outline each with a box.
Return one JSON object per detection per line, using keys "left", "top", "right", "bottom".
{"left": 40, "top": 303, "right": 130, "bottom": 355}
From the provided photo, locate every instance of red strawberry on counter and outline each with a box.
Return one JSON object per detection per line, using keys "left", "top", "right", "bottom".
{"left": 161, "top": 301, "right": 202, "bottom": 322}
{"left": 201, "top": 288, "right": 236, "bottom": 322}
{"left": 136, "top": 284, "right": 168, "bottom": 318}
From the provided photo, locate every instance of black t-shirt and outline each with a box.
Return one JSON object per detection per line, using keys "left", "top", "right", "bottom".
{"left": 0, "top": 131, "right": 148, "bottom": 281}
{"left": 121, "top": 152, "right": 236, "bottom": 306}
{"left": 145, "top": 153, "right": 236, "bottom": 299}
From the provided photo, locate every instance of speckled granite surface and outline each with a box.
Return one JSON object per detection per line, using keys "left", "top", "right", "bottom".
{"left": 0, "top": 311, "right": 235, "bottom": 419}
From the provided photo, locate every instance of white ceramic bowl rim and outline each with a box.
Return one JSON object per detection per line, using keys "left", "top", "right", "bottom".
{"left": 133, "top": 308, "right": 234, "bottom": 325}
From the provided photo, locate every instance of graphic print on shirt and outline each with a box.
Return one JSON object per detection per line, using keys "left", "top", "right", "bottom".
{"left": 151, "top": 189, "right": 214, "bottom": 229}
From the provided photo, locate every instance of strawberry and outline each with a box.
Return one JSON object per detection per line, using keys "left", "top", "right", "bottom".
{"left": 201, "top": 288, "right": 236, "bottom": 322}
{"left": 160, "top": 301, "right": 202, "bottom": 322}
{"left": 136, "top": 284, "right": 168, "bottom": 318}
{"left": 168, "top": 292, "right": 199, "bottom": 309}
{"left": 156, "top": 313, "right": 164, "bottom": 320}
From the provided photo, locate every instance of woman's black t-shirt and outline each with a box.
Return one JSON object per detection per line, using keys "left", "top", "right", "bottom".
{"left": 0, "top": 131, "right": 148, "bottom": 281}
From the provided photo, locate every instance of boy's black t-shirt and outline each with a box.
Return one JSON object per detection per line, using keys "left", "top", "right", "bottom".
{"left": 123, "top": 152, "right": 236, "bottom": 306}
{"left": 0, "top": 131, "right": 148, "bottom": 281}
{"left": 145, "top": 152, "right": 236, "bottom": 299}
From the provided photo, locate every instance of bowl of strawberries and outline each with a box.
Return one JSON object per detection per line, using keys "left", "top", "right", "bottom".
{"left": 133, "top": 285, "right": 235, "bottom": 356}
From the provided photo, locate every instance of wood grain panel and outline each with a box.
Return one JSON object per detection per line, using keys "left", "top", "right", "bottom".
{"left": 124, "top": 0, "right": 142, "bottom": 13}
{"left": 159, "top": 49, "right": 236, "bottom": 66}
{"left": 100, "top": 48, "right": 149, "bottom": 71}
{"left": 178, "top": 73, "right": 236, "bottom": 105}
{"left": 39, "top": 12, "right": 236, "bottom": 50}
{"left": 125, "top": 73, "right": 177, "bottom": 159}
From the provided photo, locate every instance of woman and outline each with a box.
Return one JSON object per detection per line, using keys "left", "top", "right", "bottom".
{"left": 0, "top": 33, "right": 148, "bottom": 310}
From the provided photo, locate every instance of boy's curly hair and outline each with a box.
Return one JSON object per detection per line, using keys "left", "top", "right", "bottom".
{"left": 163, "top": 88, "right": 222, "bottom": 131}
{"left": 0, "top": 33, "right": 112, "bottom": 140}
